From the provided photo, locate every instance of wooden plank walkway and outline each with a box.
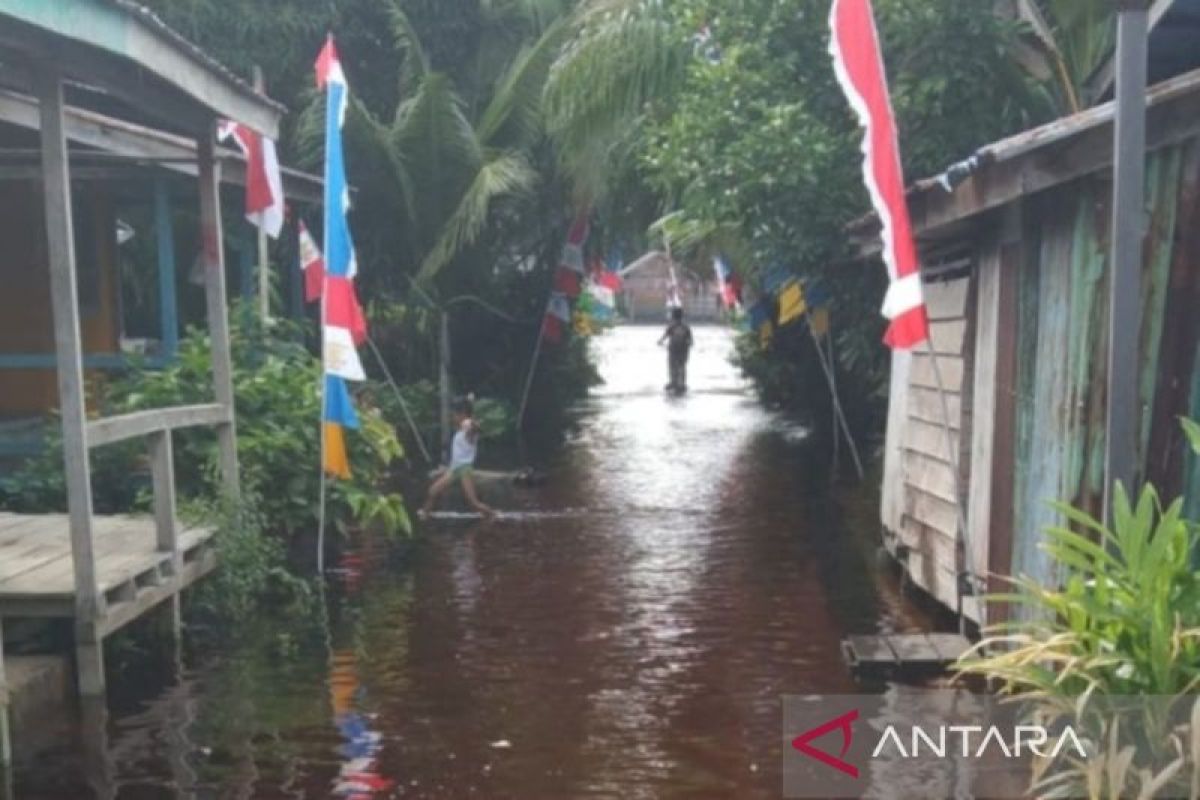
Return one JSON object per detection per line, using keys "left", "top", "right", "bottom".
{"left": 842, "top": 633, "right": 973, "bottom": 677}
{"left": 0, "top": 513, "right": 215, "bottom": 635}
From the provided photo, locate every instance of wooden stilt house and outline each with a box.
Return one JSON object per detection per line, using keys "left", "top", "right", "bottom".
{"left": 861, "top": 66, "right": 1200, "bottom": 624}
{"left": 0, "top": 0, "right": 293, "bottom": 717}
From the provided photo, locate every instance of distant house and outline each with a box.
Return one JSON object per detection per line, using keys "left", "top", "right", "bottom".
{"left": 620, "top": 250, "right": 719, "bottom": 322}
{"left": 858, "top": 65, "right": 1200, "bottom": 624}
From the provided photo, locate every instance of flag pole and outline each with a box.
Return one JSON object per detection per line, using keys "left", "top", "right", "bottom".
{"left": 253, "top": 65, "right": 271, "bottom": 324}
{"left": 366, "top": 335, "right": 434, "bottom": 465}
{"left": 827, "top": 329, "right": 840, "bottom": 473}
{"left": 316, "top": 228, "right": 330, "bottom": 574}
{"left": 808, "top": 324, "right": 863, "bottom": 479}
{"left": 926, "top": 341, "right": 971, "bottom": 633}
{"left": 316, "top": 373, "right": 328, "bottom": 574}
{"left": 516, "top": 300, "right": 549, "bottom": 432}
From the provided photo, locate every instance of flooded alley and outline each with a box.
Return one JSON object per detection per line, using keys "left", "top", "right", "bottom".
{"left": 15, "top": 325, "right": 934, "bottom": 799}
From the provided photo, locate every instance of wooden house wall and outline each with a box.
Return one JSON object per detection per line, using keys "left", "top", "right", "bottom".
{"left": 1006, "top": 144, "right": 1190, "bottom": 590}
{"left": 888, "top": 274, "right": 975, "bottom": 618}
{"left": 0, "top": 180, "right": 119, "bottom": 416}
{"left": 889, "top": 139, "right": 1200, "bottom": 624}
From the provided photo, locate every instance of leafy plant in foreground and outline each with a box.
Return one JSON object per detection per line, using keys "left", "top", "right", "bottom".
{"left": 957, "top": 476, "right": 1200, "bottom": 798}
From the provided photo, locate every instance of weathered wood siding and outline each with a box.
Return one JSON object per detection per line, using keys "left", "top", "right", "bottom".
{"left": 1010, "top": 145, "right": 1189, "bottom": 591}
{"left": 888, "top": 274, "right": 973, "bottom": 617}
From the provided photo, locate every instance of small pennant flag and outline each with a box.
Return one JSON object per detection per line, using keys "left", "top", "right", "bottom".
{"left": 713, "top": 255, "right": 742, "bottom": 310}
{"left": 749, "top": 299, "right": 773, "bottom": 348}
{"left": 553, "top": 213, "right": 590, "bottom": 299}
{"left": 808, "top": 306, "right": 831, "bottom": 337}
{"left": 542, "top": 292, "right": 571, "bottom": 344}
{"left": 778, "top": 279, "right": 807, "bottom": 326}
{"left": 298, "top": 221, "right": 326, "bottom": 304}
{"left": 218, "top": 120, "right": 284, "bottom": 238}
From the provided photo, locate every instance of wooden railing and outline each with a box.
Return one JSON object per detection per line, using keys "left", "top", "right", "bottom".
{"left": 85, "top": 402, "right": 233, "bottom": 565}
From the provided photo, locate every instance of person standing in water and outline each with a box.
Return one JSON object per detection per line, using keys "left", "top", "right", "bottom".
{"left": 658, "top": 307, "right": 693, "bottom": 393}
{"left": 419, "top": 395, "right": 496, "bottom": 519}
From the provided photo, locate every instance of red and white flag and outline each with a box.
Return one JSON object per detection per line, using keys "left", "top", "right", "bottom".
{"left": 829, "top": 0, "right": 928, "bottom": 349}
{"left": 298, "top": 220, "right": 326, "bottom": 304}
{"left": 542, "top": 292, "right": 572, "bottom": 344}
{"left": 218, "top": 120, "right": 285, "bottom": 239}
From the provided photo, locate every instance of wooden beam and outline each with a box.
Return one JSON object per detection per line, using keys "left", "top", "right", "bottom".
{"left": 154, "top": 177, "right": 179, "bottom": 360}
{"left": 198, "top": 129, "right": 240, "bottom": 500}
{"left": 0, "top": 2, "right": 281, "bottom": 137}
{"left": 986, "top": 212, "right": 1023, "bottom": 623}
{"left": 85, "top": 403, "right": 227, "bottom": 448}
{"left": 1085, "top": 0, "right": 1176, "bottom": 104}
{"left": 1105, "top": 4, "right": 1151, "bottom": 518}
{"left": 34, "top": 65, "right": 100, "bottom": 624}
{"left": 148, "top": 431, "right": 178, "bottom": 560}
{"left": 0, "top": 23, "right": 209, "bottom": 134}
{"left": 906, "top": 72, "right": 1200, "bottom": 238}
{"left": 0, "top": 618, "right": 9, "bottom": 769}
{"left": 0, "top": 89, "right": 325, "bottom": 204}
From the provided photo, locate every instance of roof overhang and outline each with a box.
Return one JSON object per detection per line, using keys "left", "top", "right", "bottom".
{"left": 851, "top": 66, "right": 1200, "bottom": 257}
{"left": 0, "top": 0, "right": 283, "bottom": 137}
{"left": 0, "top": 88, "right": 322, "bottom": 203}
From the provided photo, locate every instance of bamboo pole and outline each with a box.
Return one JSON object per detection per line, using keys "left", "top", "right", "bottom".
{"left": 808, "top": 325, "right": 864, "bottom": 479}
{"left": 927, "top": 342, "right": 972, "bottom": 634}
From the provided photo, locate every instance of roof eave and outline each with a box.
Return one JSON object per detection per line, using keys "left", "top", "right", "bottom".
{"left": 0, "top": 0, "right": 283, "bottom": 137}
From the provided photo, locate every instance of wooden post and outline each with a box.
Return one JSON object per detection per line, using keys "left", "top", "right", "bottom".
{"left": 197, "top": 128, "right": 241, "bottom": 500}
{"left": 36, "top": 66, "right": 105, "bottom": 694}
{"left": 0, "top": 618, "right": 9, "bottom": 770}
{"left": 153, "top": 178, "right": 179, "bottom": 361}
{"left": 1105, "top": 0, "right": 1150, "bottom": 520}
{"left": 253, "top": 65, "right": 271, "bottom": 323}
{"left": 439, "top": 311, "right": 452, "bottom": 455}
{"left": 148, "top": 431, "right": 178, "bottom": 559}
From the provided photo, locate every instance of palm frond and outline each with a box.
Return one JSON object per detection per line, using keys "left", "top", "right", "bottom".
{"left": 544, "top": 0, "right": 688, "bottom": 178}
{"left": 394, "top": 73, "right": 484, "bottom": 235}
{"left": 476, "top": 15, "right": 569, "bottom": 148}
{"left": 386, "top": 0, "right": 430, "bottom": 94}
{"left": 416, "top": 152, "right": 538, "bottom": 283}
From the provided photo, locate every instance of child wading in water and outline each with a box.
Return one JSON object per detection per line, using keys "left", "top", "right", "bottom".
{"left": 419, "top": 396, "right": 496, "bottom": 519}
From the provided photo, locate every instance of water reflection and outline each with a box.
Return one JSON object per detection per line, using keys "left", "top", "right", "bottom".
{"left": 15, "top": 325, "right": 935, "bottom": 799}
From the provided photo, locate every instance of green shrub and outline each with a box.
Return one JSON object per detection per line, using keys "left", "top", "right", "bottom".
{"left": 184, "top": 493, "right": 312, "bottom": 625}
{"left": 2, "top": 304, "right": 411, "bottom": 539}
{"left": 957, "top": 478, "right": 1200, "bottom": 798}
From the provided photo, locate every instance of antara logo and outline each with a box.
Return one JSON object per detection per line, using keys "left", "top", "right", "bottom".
{"left": 790, "top": 710, "right": 1093, "bottom": 780}
{"left": 791, "top": 709, "right": 860, "bottom": 778}
{"left": 871, "top": 724, "right": 1090, "bottom": 760}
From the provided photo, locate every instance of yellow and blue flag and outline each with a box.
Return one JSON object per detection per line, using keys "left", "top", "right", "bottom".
{"left": 806, "top": 282, "right": 831, "bottom": 337}
{"left": 777, "top": 279, "right": 806, "bottom": 326}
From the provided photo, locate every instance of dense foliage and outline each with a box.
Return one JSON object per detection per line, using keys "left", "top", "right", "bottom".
{"left": 955, "top": 420, "right": 1200, "bottom": 798}
{"left": 595, "top": 0, "right": 1042, "bottom": 433}
{"left": 2, "top": 307, "right": 410, "bottom": 538}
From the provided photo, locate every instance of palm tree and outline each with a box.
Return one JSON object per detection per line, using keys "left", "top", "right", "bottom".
{"left": 310, "top": 0, "right": 574, "bottom": 289}
{"left": 543, "top": 0, "right": 690, "bottom": 203}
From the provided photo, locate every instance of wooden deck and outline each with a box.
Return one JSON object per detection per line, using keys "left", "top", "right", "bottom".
{"left": 842, "top": 633, "right": 973, "bottom": 677}
{"left": 0, "top": 513, "right": 215, "bottom": 636}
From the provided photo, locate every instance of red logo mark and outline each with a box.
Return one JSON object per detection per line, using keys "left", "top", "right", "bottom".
{"left": 791, "top": 709, "right": 860, "bottom": 778}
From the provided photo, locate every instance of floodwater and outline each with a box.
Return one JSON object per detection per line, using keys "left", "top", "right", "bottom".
{"left": 14, "top": 325, "right": 936, "bottom": 799}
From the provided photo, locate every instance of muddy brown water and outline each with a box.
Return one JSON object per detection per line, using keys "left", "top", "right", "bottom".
{"left": 14, "top": 325, "right": 937, "bottom": 799}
